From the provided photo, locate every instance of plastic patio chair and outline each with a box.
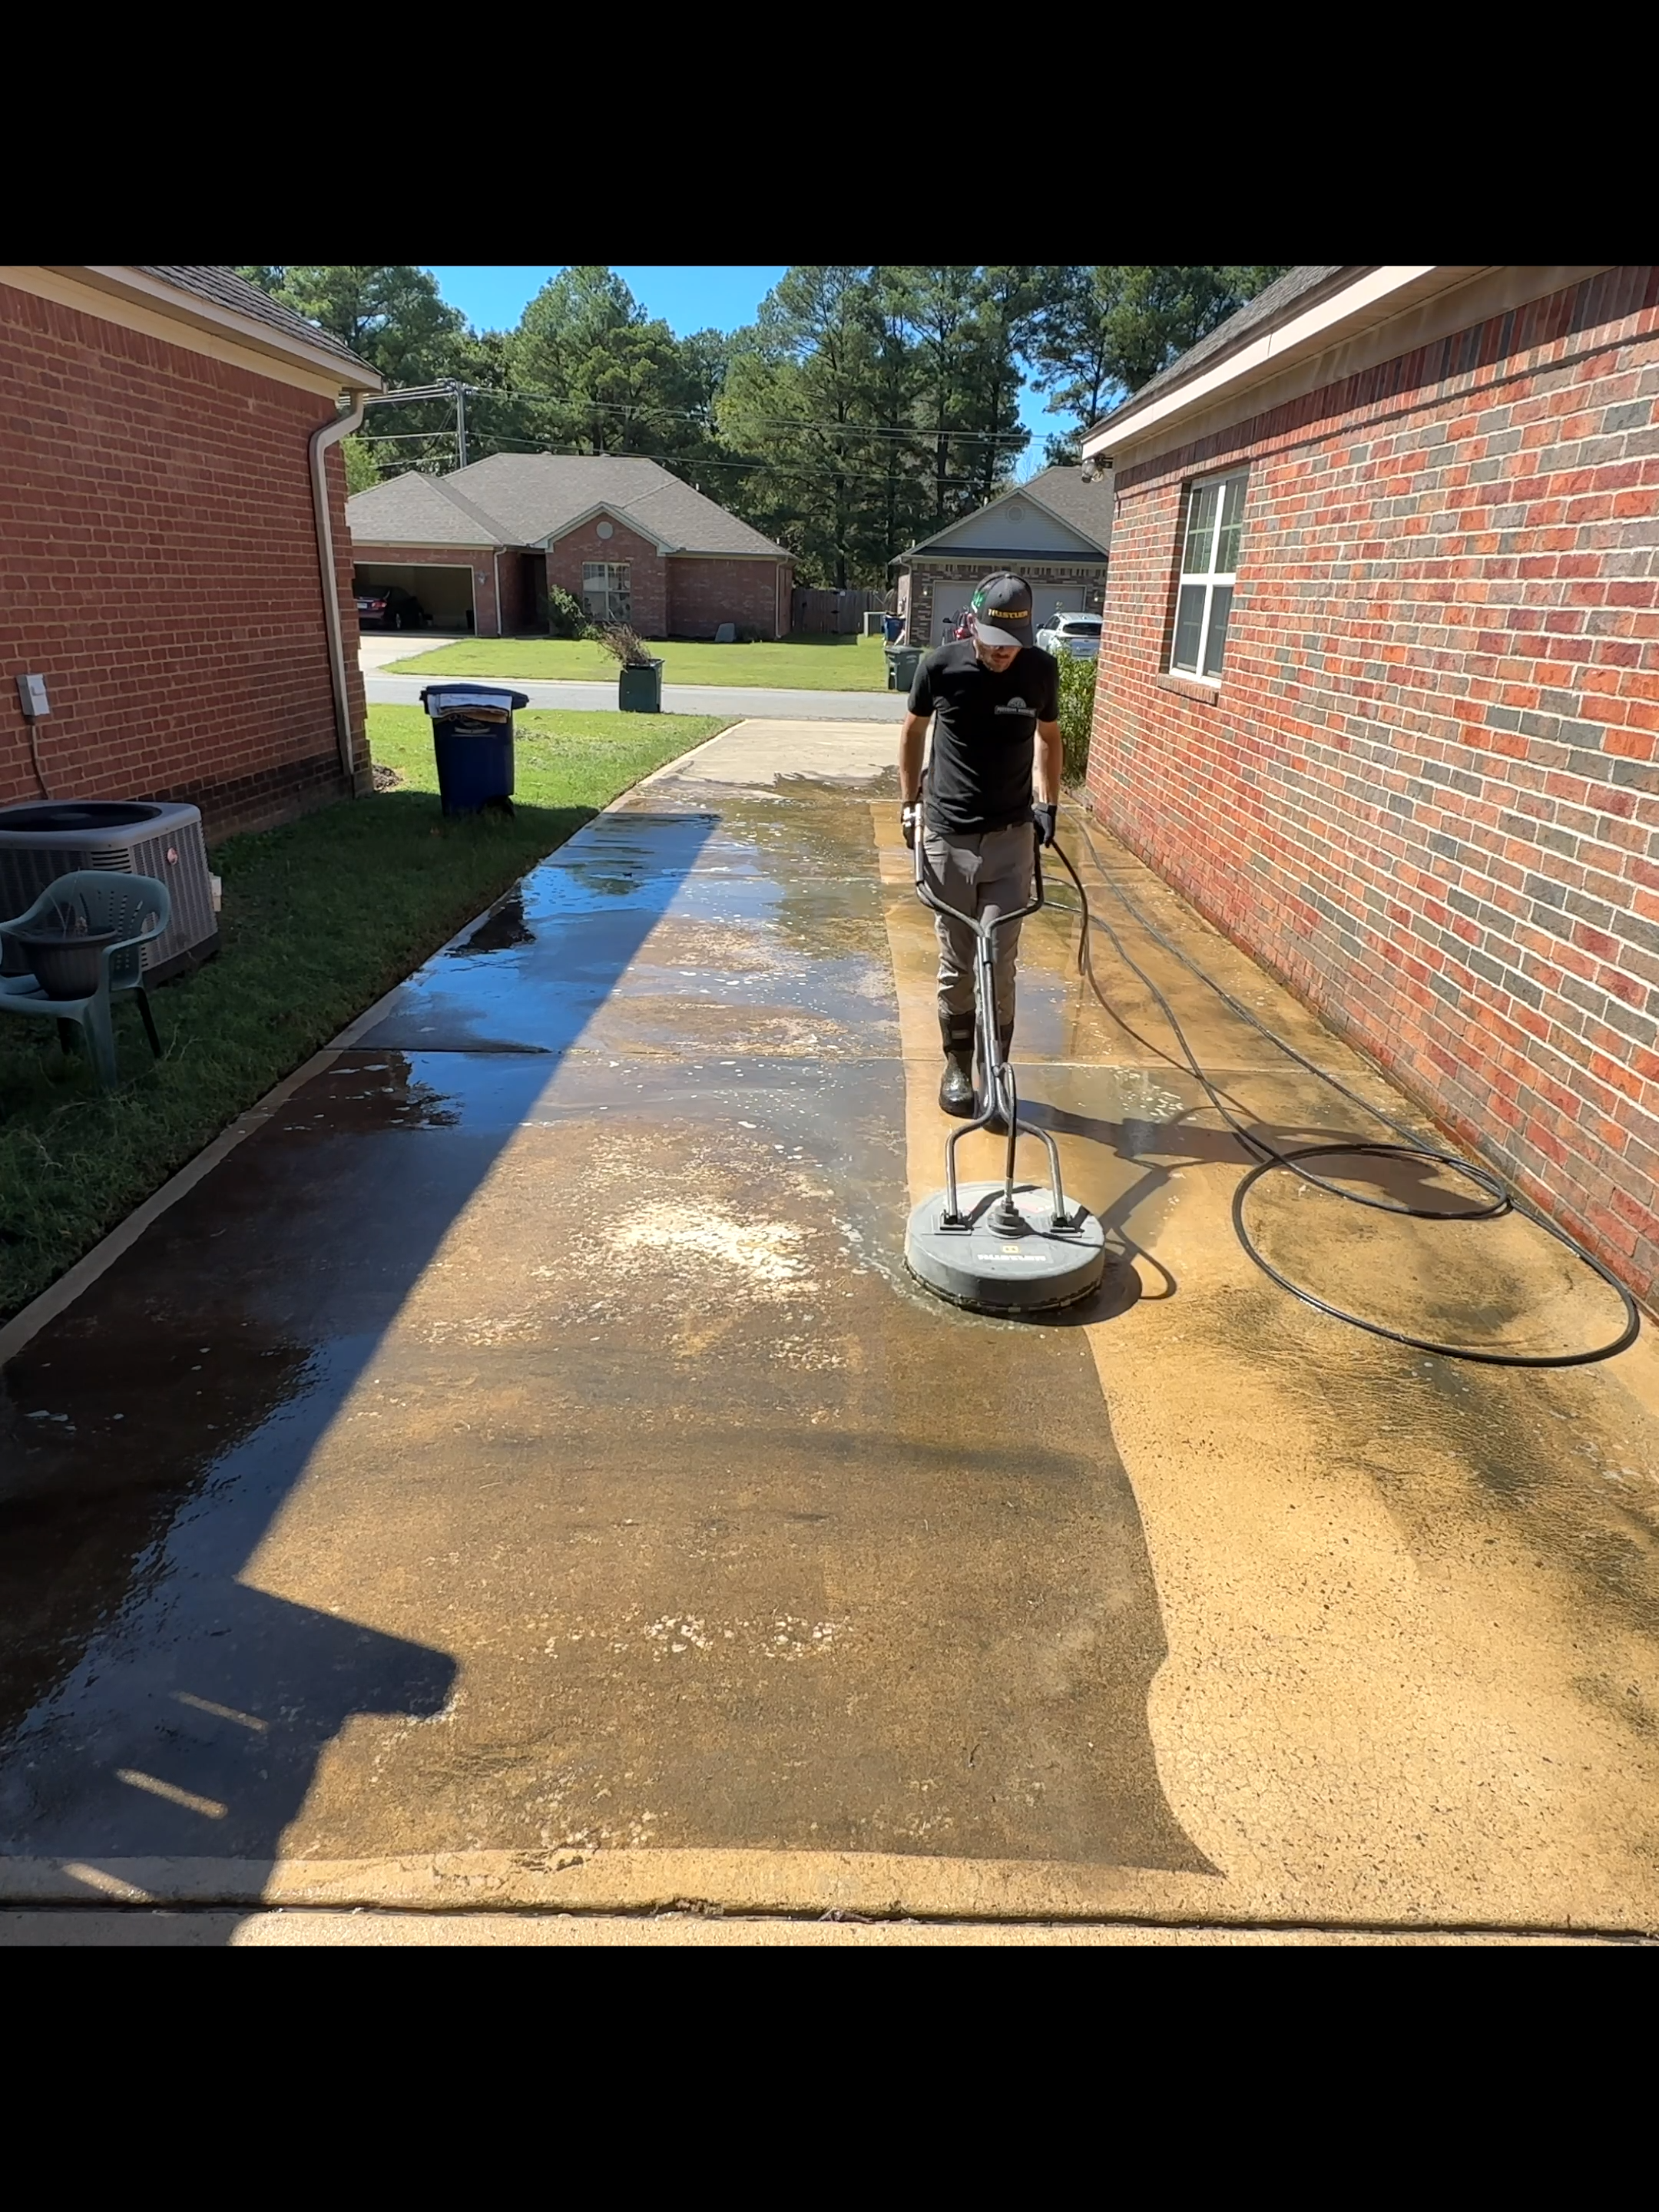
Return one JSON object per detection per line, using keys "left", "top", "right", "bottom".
{"left": 0, "top": 871, "right": 171, "bottom": 1090}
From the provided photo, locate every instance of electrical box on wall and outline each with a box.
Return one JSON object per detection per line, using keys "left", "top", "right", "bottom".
{"left": 16, "top": 674, "right": 50, "bottom": 719}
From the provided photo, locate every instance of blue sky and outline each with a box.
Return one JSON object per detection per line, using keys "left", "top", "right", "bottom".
{"left": 427, "top": 265, "right": 1058, "bottom": 475}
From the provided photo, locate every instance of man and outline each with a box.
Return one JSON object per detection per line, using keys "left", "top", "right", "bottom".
{"left": 899, "top": 572, "right": 1062, "bottom": 1116}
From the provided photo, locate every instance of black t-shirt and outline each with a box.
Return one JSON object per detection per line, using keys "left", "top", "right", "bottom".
{"left": 908, "top": 641, "right": 1059, "bottom": 834}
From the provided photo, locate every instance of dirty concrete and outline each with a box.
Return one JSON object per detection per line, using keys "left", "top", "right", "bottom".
{"left": 2, "top": 717, "right": 1657, "bottom": 1939}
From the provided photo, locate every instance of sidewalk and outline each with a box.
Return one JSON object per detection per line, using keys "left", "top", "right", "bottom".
{"left": 2, "top": 719, "right": 1655, "bottom": 1942}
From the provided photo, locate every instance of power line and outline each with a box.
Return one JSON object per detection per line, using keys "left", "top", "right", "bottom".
{"left": 370, "top": 379, "right": 1034, "bottom": 443}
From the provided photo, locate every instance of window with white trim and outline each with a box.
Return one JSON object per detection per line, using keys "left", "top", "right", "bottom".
{"left": 582, "top": 561, "right": 631, "bottom": 623}
{"left": 1170, "top": 471, "right": 1247, "bottom": 678}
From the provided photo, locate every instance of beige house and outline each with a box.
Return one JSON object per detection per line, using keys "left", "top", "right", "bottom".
{"left": 890, "top": 465, "right": 1113, "bottom": 645}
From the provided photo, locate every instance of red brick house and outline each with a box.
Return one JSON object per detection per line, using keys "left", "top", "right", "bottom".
{"left": 2, "top": 264, "right": 382, "bottom": 836}
{"left": 347, "top": 452, "right": 793, "bottom": 640}
{"left": 1081, "top": 265, "right": 1659, "bottom": 1303}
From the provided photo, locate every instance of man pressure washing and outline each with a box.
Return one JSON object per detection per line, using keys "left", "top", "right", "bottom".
{"left": 899, "top": 572, "right": 1062, "bottom": 1115}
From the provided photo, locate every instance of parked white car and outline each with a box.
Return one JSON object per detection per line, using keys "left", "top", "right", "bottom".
{"left": 1036, "top": 612, "right": 1102, "bottom": 661}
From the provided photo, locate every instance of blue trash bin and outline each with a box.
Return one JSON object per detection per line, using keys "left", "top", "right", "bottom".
{"left": 419, "top": 685, "right": 529, "bottom": 817}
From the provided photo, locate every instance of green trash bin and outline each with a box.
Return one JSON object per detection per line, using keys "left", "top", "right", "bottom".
{"left": 886, "top": 645, "right": 922, "bottom": 693}
{"left": 618, "top": 660, "right": 664, "bottom": 713}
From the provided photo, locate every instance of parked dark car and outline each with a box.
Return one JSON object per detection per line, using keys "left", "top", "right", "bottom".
{"left": 355, "top": 581, "right": 431, "bottom": 632}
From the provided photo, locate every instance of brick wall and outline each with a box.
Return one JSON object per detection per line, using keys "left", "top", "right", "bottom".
{"left": 349, "top": 540, "right": 498, "bottom": 634}
{"left": 545, "top": 517, "right": 667, "bottom": 637}
{"left": 0, "top": 280, "right": 366, "bottom": 841}
{"left": 667, "top": 557, "right": 791, "bottom": 638}
{"left": 1087, "top": 267, "right": 1659, "bottom": 1303}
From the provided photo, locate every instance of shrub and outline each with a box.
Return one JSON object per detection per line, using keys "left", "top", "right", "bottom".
{"left": 547, "top": 585, "right": 594, "bottom": 640}
{"left": 1055, "top": 649, "right": 1098, "bottom": 786}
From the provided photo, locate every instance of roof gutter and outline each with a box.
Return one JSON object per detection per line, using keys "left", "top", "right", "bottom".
{"left": 1080, "top": 265, "right": 1495, "bottom": 463}
{"left": 310, "top": 396, "right": 368, "bottom": 788}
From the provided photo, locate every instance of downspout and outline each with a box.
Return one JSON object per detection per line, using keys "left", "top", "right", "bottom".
{"left": 309, "top": 392, "right": 368, "bottom": 789}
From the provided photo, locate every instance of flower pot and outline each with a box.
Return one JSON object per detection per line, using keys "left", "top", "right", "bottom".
{"left": 18, "top": 926, "right": 119, "bottom": 999}
{"left": 618, "top": 661, "right": 663, "bottom": 714}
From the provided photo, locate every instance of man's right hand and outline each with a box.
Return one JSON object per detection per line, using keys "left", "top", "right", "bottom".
{"left": 900, "top": 801, "right": 920, "bottom": 850}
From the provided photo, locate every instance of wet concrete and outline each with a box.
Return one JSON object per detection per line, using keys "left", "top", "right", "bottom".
{"left": 0, "top": 737, "right": 1200, "bottom": 1882}
{"left": 3, "top": 718, "right": 1659, "bottom": 1935}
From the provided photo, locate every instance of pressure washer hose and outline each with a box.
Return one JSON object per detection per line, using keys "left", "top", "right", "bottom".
{"left": 1043, "top": 819, "right": 1641, "bottom": 1367}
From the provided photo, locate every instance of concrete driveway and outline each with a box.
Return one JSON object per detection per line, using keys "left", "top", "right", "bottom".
{"left": 2, "top": 720, "right": 1655, "bottom": 1942}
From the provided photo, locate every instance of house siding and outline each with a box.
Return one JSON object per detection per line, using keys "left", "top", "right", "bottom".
{"left": 1087, "top": 266, "right": 1659, "bottom": 1303}
{"left": 0, "top": 278, "right": 366, "bottom": 838}
{"left": 667, "top": 557, "right": 792, "bottom": 639}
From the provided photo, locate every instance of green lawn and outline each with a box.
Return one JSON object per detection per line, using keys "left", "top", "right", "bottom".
{"left": 0, "top": 704, "right": 730, "bottom": 1322}
{"left": 386, "top": 631, "right": 894, "bottom": 691}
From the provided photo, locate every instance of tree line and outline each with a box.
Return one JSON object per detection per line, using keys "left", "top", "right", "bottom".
{"left": 240, "top": 265, "right": 1286, "bottom": 587}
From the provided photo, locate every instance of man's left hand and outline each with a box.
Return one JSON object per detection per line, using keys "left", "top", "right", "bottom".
{"left": 1032, "top": 803, "right": 1058, "bottom": 849}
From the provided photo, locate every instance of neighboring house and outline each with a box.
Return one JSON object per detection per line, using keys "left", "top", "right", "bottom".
{"left": 346, "top": 454, "right": 793, "bottom": 640}
{"left": 1081, "top": 263, "right": 1659, "bottom": 1303}
{"left": 2, "top": 265, "right": 382, "bottom": 835}
{"left": 890, "top": 466, "right": 1114, "bottom": 645}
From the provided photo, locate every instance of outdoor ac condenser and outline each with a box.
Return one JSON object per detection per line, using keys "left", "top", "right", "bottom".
{"left": 0, "top": 799, "right": 220, "bottom": 983}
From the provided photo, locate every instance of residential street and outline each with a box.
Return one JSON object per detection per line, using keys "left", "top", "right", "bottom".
{"left": 364, "top": 674, "right": 902, "bottom": 722}
{"left": 2, "top": 720, "right": 1656, "bottom": 1942}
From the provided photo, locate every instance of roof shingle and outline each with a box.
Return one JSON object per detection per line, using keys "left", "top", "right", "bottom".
{"left": 139, "top": 267, "right": 379, "bottom": 376}
{"left": 346, "top": 451, "right": 787, "bottom": 557}
{"left": 1082, "top": 266, "right": 1357, "bottom": 439}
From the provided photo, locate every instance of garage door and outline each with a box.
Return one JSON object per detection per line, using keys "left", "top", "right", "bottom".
{"left": 353, "top": 563, "right": 475, "bottom": 634}
{"left": 932, "top": 579, "right": 1084, "bottom": 644}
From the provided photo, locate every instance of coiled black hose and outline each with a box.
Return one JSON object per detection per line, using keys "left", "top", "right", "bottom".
{"left": 1043, "top": 816, "right": 1641, "bottom": 1368}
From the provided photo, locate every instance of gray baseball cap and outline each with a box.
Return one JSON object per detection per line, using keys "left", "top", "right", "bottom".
{"left": 969, "top": 572, "right": 1035, "bottom": 650}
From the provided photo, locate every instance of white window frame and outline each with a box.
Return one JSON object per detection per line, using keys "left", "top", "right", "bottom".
{"left": 1169, "top": 469, "right": 1247, "bottom": 680}
{"left": 582, "top": 560, "right": 631, "bottom": 624}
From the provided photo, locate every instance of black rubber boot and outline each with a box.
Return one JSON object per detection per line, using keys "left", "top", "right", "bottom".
{"left": 978, "top": 1019, "right": 1015, "bottom": 1131}
{"left": 938, "top": 1010, "right": 975, "bottom": 1117}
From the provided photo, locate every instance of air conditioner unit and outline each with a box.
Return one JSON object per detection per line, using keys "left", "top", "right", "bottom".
{"left": 0, "top": 800, "right": 219, "bottom": 984}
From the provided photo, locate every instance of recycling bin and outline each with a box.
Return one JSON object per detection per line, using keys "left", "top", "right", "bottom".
{"left": 419, "top": 685, "right": 529, "bottom": 817}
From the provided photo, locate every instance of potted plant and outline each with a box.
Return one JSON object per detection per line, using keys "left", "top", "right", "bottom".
{"left": 598, "top": 623, "right": 664, "bottom": 714}
{"left": 17, "top": 896, "right": 120, "bottom": 999}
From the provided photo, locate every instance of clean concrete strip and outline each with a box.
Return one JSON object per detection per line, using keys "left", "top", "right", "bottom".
{"left": 0, "top": 1852, "right": 1642, "bottom": 1940}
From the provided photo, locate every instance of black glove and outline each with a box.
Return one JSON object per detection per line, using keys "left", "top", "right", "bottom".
{"left": 900, "top": 801, "right": 920, "bottom": 850}
{"left": 1031, "top": 803, "right": 1058, "bottom": 849}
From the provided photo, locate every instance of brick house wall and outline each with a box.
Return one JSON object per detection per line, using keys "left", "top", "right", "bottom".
{"left": 1, "top": 278, "right": 366, "bottom": 839}
{"left": 1087, "top": 267, "right": 1659, "bottom": 1303}
{"left": 545, "top": 517, "right": 667, "bottom": 637}
{"left": 349, "top": 540, "right": 498, "bottom": 634}
{"left": 667, "top": 557, "right": 791, "bottom": 639}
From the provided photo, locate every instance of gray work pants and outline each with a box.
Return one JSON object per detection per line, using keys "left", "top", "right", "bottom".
{"left": 923, "top": 823, "right": 1035, "bottom": 1028}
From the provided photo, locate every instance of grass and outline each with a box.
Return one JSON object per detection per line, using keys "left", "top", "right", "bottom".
{"left": 386, "top": 630, "right": 894, "bottom": 691}
{"left": 0, "top": 704, "right": 730, "bottom": 1322}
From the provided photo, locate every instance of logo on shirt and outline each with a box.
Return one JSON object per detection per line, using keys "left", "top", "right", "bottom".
{"left": 994, "top": 695, "right": 1032, "bottom": 715}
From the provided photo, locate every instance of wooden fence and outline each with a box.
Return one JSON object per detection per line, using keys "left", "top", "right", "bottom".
{"left": 790, "top": 586, "right": 887, "bottom": 635}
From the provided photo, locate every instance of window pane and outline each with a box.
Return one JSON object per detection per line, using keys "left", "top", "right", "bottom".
{"left": 1201, "top": 584, "right": 1233, "bottom": 676}
{"left": 1181, "top": 482, "right": 1220, "bottom": 576}
{"left": 583, "top": 563, "right": 606, "bottom": 584}
{"left": 1172, "top": 583, "right": 1207, "bottom": 671}
{"left": 1215, "top": 478, "right": 1246, "bottom": 575}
